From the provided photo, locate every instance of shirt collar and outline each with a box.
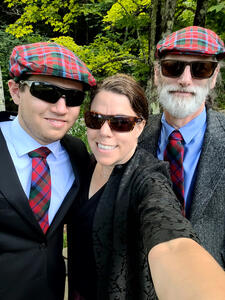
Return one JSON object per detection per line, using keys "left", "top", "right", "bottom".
{"left": 161, "top": 107, "right": 207, "bottom": 144}
{"left": 10, "top": 117, "right": 61, "bottom": 158}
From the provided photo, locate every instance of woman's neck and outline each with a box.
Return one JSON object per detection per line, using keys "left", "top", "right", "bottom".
{"left": 89, "top": 163, "right": 113, "bottom": 199}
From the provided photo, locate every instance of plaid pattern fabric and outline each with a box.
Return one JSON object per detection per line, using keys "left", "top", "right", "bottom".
{"left": 28, "top": 147, "right": 51, "bottom": 234}
{"left": 164, "top": 131, "right": 185, "bottom": 215}
{"left": 9, "top": 42, "right": 96, "bottom": 87}
{"left": 156, "top": 26, "right": 225, "bottom": 59}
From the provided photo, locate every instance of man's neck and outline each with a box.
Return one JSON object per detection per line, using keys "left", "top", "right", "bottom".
{"left": 164, "top": 102, "right": 206, "bottom": 129}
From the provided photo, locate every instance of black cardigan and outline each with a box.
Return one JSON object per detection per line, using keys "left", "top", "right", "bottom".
{"left": 68, "top": 147, "right": 198, "bottom": 300}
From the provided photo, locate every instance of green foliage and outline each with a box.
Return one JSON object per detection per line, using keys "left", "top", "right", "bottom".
{"left": 51, "top": 36, "right": 82, "bottom": 58}
{"left": 1, "top": 0, "right": 225, "bottom": 121}
{"left": 103, "top": 0, "right": 150, "bottom": 28}
{"left": 69, "top": 115, "right": 89, "bottom": 150}
{"left": 68, "top": 95, "right": 91, "bottom": 150}
{"left": 3, "top": 0, "right": 114, "bottom": 41}
{"left": 63, "top": 234, "right": 67, "bottom": 248}
{"left": 52, "top": 34, "right": 134, "bottom": 80}
{"left": 207, "top": 1, "right": 225, "bottom": 40}
{"left": 82, "top": 35, "right": 132, "bottom": 78}
{"left": 103, "top": 0, "right": 151, "bottom": 59}
{"left": 0, "top": 27, "right": 46, "bottom": 110}
{"left": 208, "top": 1, "right": 225, "bottom": 13}
{"left": 214, "top": 66, "right": 225, "bottom": 110}
{"left": 175, "top": 0, "right": 196, "bottom": 29}
{"left": 4, "top": 0, "right": 81, "bottom": 37}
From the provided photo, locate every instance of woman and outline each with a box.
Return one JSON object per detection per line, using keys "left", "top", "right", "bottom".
{"left": 67, "top": 74, "right": 225, "bottom": 300}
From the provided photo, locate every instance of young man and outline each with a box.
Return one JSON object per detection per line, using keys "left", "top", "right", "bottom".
{"left": 139, "top": 26, "right": 225, "bottom": 269}
{"left": 0, "top": 42, "right": 95, "bottom": 300}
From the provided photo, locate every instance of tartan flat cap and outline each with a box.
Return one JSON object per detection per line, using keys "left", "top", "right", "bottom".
{"left": 9, "top": 42, "right": 96, "bottom": 87}
{"left": 156, "top": 26, "right": 225, "bottom": 60}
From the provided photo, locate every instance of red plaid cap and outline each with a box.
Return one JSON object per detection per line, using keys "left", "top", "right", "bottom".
{"left": 156, "top": 26, "right": 225, "bottom": 60}
{"left": 9, "top": 42, "right": 96, "bottom": 87}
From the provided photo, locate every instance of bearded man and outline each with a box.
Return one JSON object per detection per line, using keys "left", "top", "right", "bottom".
{"left": 139, "top": 26, "right": 225, "bottom": 269}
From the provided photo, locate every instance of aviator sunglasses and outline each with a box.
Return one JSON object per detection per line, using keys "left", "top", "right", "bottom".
{"left": 160, "top": 60, "right": 218, "bottom": 79}
{"left": 84, "top": 111, "right": 143, "bottom": 132}
{"left": 19, "top": 80, "right": 85, "bottom": 107}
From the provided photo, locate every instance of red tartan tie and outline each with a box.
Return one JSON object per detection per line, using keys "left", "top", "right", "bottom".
{"left": 28, "top": 147, "right": 51, "bottom": 233}
{"left": 164, "top": 130, "right": 185, "bottom": 215}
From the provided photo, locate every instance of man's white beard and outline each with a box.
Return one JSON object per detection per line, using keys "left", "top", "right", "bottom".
{"left": 157, "top": 82, "right": 210, "bottom": 118}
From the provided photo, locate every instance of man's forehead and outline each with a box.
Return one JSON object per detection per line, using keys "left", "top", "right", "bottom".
{"left": 162, "top": 54, "right": 217, "bottom": 62}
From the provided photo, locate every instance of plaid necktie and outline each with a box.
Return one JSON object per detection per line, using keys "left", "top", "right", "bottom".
{"left": 28, "top": 147, "right": 51, "bottom": 233}
{"left": 164, "top": 130, "right": 185, "bottom": 215}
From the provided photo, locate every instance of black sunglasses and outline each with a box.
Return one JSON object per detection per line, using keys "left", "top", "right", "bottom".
{"left": 160, "top": 60, "right": 218, "bottom": 79}
{"left": 19, "top": 80, "right": 85, "bottom": 107}
{"left": 84, "top": 111, "right": 143, "bottom": 132}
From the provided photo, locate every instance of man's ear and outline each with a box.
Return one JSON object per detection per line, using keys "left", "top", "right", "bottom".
{"left": 210, "top": 64, "right": 220, "bottom": 89}
{"left": 8, "top": 80, "right": 21, "bottom": 105}
{"left": 154, "top": 63, "right": 160, "bottom": 87}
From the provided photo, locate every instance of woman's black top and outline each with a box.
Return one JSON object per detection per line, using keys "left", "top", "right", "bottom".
{"left": 70, "top": 185, "right": 104, "bottom": 300}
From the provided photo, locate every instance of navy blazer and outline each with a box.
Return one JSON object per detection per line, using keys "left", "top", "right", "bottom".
{"left": 139, "top": 108, "right": 225, "bottom": 269}
{"left": 0, "top": 115, "right": 90, "bottom": 300}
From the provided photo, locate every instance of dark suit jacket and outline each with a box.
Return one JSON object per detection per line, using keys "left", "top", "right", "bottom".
{"left": 138, "top": 108, "right": 225, "bottom": 269}
{"left": 0, "top": 120, "right": 90, "bottom": 300}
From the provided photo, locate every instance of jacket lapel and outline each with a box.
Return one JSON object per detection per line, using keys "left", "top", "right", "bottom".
{"left": 48, "top": 135, "right": 90, "bottom": 235}
{"left": 48, "top": 180, "right": 79, "bottom": 236}
{"left": 190, "top": 109, "right": 225, "bottom": 221}
{"left": 138, "top": 113, "right": 162, "bottom": 155}
{"left": 0, "top": 129, "right": 42, "bottom": 233}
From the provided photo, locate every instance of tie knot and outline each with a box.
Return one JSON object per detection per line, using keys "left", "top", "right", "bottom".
{"left": 28, "top": 147, "right": 51, "bottom": 159}
{"left": 169, "top": 130, "right": 183, "bottom": 142}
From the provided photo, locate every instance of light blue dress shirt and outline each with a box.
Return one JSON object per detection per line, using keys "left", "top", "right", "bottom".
{"left": 0, "top": 117, "right": 75, "bottom": 224}
{"left": 157, "top": 108, "right": 207, "bottom": 215}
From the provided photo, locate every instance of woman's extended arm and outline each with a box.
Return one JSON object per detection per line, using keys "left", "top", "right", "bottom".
{"left": 149, "top": 238, "right": 225, "bottom": 300}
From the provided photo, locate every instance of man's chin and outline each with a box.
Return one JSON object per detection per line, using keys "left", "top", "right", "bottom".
{"left": 160, "top": 101, "right": 203, "bottom": 119}
{"left": 159, "top": 93, "right": 206, "bottom": 118}
{"left": 167, "top": 110, "right": 193, "bottom": 119}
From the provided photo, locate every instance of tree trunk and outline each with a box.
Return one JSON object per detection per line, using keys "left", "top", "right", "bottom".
{"left": 0, "top": 66, "right": 5, "bottom": 111}
{"left": 193, "top": 0, "right": 208, "bottom": 26}
{"left": 160, "top": 0, "right": 177, "bottom": 38}
{"left": 145, "top": 0, "right": 159, "bottom": 114}
{"left": 146, "top": 0, "right": 177, "bottom": 114}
